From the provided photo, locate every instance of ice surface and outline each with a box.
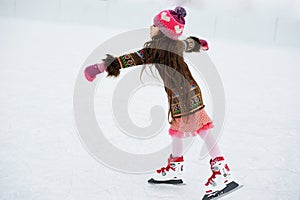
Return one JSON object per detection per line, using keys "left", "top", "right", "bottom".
{"left": 0, "top": 17, "right": 299, "bottom": 200}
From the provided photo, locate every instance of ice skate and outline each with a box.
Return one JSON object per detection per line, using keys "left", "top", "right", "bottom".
{"left": 202, "top": 156, "right": 241, "bottom": 200}
{"left": 148, "top": 155, "right": 184, "bottom": 185}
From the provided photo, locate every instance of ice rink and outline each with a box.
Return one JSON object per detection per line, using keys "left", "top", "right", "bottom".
{"left": 0, "top": 4, "right": 300, "bottom": 199}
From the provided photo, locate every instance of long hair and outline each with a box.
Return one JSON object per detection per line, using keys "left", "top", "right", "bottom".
{"left": 141, "top": 31, "right": 195, "bottom": 123}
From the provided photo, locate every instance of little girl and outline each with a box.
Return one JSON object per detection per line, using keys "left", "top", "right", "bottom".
{"left": 84, "top": 6, "right": 240, "bottom": 200}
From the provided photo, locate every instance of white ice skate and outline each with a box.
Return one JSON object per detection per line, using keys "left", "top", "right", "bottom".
{"left": 148, "top": 155, "right": 184, "bottom": 185}
{"left": 202, "top": 156, "right": 241, "bottom": 200}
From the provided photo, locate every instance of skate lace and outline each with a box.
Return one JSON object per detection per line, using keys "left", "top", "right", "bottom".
{"left": 157, "top": 164, "right": 175, "bottom": 174}
{"left": 205, "top": 170, "right": 221, "bottom": 186}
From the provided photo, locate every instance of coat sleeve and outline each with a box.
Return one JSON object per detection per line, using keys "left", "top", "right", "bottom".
{"left": 103, "top": 49, "right": 148, "bottom": 77}
{"left": 182, "top": 36, "right": 207, "bottom": 53}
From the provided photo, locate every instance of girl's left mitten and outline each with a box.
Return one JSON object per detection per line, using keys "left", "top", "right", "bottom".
{"left": 84, "top": 62, "right": 107, "bottom": 82}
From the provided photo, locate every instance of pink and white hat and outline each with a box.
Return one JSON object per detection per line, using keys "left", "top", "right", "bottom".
{"left": 153, "top": 7, "right": 186, "bottom": 40}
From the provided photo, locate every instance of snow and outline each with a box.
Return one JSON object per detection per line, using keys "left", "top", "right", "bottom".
{"left": 0, "top": 16, "right": 300, "bottom": 200}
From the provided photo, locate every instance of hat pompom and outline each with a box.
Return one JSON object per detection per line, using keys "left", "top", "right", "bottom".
{"left": 174, "top": 6, "right": 186, "bottom": 18}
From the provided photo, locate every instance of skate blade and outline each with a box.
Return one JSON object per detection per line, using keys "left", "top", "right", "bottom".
{"left": 202, "top": 181, "right": 243, "bottom": 200}
{"left": 148, "top": 178, "right": 185, "bottom": 185}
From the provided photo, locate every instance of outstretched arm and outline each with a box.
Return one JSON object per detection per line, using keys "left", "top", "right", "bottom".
{"left": 104, "top": 49, "right": 146, "bottom": 77}
{"left": 84, "top": 49, "right": 147, "bottom": 81}
{"left": 182, "top": 36, "right": 209, "bottom": 52}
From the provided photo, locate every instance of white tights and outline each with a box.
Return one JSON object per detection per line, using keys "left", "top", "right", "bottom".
{"left": 171, "top": 130, "right": 222, "bottom": 159}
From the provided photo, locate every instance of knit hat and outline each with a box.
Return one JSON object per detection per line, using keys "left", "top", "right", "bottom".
{"left": 153, "top": 7, "right": 186, "bottom": 40}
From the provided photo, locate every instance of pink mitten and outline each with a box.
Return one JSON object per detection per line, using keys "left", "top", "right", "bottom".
{"left": 199, "top": 39, "right": 209, "bottom": 51}
{"left": 84, "top": 62, "right": 107, "bottom": 82}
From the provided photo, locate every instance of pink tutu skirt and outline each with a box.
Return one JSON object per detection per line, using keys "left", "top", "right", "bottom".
{"left": 169, "top": 109, "right": 214, "bottom": 138}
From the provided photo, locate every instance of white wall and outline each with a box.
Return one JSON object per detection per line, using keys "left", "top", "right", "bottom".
{"left": 0, "top": 0, "right": 299, "bottom": 47}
